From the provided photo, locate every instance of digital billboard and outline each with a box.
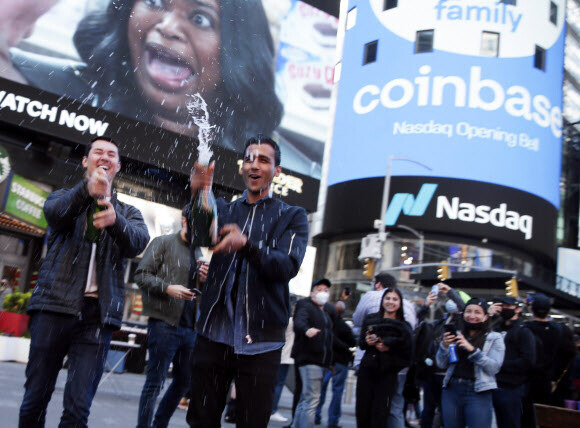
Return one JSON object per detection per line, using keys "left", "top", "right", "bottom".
{"left": 0, "top": 0, "right": 338, "bottom": 210}
{"left": 326, "top": 0, "right": 566, "bottom": 258}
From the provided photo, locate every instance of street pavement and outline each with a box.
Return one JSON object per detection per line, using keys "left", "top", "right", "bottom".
{"left": 0, "top": 361, "right": 358, "bottom": 427}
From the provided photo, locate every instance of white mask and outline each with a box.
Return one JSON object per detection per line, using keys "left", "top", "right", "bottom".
{"left": 314, "top": 291, "right": 330, "bottom": 306}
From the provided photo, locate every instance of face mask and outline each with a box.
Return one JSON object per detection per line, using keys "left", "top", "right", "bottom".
{"left": 500, "top": 308, "right": 516, "bottom": 321}
{"left": 314, "top": 291, "right": 330, "bottom": 306}
{"left": 463, "top": 321, "right": 484, "bottom": 331}
{"left": 445, "top": 300, "right": 458, "bottom": 314}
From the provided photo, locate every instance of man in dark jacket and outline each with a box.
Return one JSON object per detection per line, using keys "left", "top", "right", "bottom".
{"left": 186, "top": 136, "right": 309, "bottom": 428}
{"left": 291, "top": 279, "right": 334, "bottom": 428}
{"left": 315, "top": 300, "right": 356, "bottom": 428}
{"left": 135, "top": 208, "right": 208, "bottom": 428}
{"left": 19, "top": 137, "right": 149, "bottom": 428}
{"left": 489, "top": 296, "right": 536, "bottom": 428}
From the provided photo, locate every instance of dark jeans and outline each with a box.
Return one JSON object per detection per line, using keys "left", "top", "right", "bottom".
{"left": 420, "top": 374, "right": 443, "bottom": 428}
{"left": 272, "top": 363, "right": 290, "bottom": 413}
{"left": 19, "top": 299, "right": 113, "bottom": 428}
{"left": 315, "top": 363, "right": 349, "bottom": 426}
{"left": 356, "top": 367, "right": 397, "bottom": 428}
{"left": 137, "top": 318, "right": 196, "bottom": 428}
{"left": 441, "top": 378, "right": 493, "bottom": 428}
{"left": 492, "top": 384, "right": 526, "bottom": 428}
{"left": 186, "top": 335, "right": 281, "bottom": 428}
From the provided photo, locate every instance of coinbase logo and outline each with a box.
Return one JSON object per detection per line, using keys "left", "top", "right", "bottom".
{"left": 384, "top": 183, "right": 438, "bottom": 226}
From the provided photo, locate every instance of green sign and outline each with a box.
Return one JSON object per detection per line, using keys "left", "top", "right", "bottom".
{"left": 0, "top": 145, "right": 10, "bottom": 184}
{"left": 4, "top": 174, "right": 49, "bottom": 229}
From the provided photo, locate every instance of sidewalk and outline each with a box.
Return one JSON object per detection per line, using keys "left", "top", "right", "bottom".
{"left": 0, "top": 361, "right": 357, "bottom": 427}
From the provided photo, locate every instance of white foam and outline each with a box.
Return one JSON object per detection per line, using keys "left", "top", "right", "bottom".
{"left": 186, "top": 94, "right": 215, "bottom": 166}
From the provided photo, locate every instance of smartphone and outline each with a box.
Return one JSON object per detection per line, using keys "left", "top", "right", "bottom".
{"left": 190, "top": 288, "right": 202, "bottom": 296}
{"left": 344, "top": 287, "right": 351, "bottom": 296}
{"left": 444, "top": 324, "right": 456, "bottom": 335}
{"left": 431, "top": 284, "right": 439, "bottom": 295}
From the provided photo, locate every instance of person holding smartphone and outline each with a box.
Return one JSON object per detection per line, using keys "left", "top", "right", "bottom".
{"left": 436, "top": 297, "right": 505, "bottom": 428}
{"left": 356, "top": 287, "right": 413, "bottom": 428}
{"left": 135, "top": 207, "right": 208, "bottom": 428}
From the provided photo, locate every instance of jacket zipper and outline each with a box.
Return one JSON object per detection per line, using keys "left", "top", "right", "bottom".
{"left": 245, "top": 205, "right": 257, "bottom": 344}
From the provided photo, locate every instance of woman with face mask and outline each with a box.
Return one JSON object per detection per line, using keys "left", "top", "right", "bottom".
{"left": 356, "top": 287, "right": 413, "bottom": 428}
{"left": 437, "top": 297, "right": 506, "bottom": 428}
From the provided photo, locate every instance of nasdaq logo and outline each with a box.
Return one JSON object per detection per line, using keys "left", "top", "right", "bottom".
{"left": 384, "top": 184, "right": 438, "bottom": 226}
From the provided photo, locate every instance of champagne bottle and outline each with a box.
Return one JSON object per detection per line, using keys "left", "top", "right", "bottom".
{"left": 85, "top": 200, "right": 104, "bottom": 242}
{"left": 191, "top": 167, "right": 218, "bottom": 248}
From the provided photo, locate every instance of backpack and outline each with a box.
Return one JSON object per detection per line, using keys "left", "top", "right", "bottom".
{"left": 413, "top": 319, "right": 445, "bottom": 381}
{"left": 523, "top": 320, "right": 561, "bottom": 375}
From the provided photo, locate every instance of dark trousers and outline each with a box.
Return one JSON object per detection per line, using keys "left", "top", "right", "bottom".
{"left": 356, "top": 367, "right": 397, "bottom": 428}
{"left": 492, "top": 384, "right": 526, "bottom": 428}
{"left": 19, "top": 299, "right": 113, "bottom": 428}
{"left": 186, "top": 335, "right": 281, "bottom": 428}
{"left": 420, "top": 374, "right": 444, "bottom": 428}
{"left": 137, "top": 318, "right": 196, "bottom": 428}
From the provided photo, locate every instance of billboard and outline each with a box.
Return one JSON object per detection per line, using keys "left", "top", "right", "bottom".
{"left": 326, "top": 0, "right": 566, "bottom": 258}
{"left": 0, "top": 0, "right": 338, "bottom": 210}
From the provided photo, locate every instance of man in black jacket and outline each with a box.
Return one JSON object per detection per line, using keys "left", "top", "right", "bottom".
{"left": 489, "top": 296, "right": 536, "bottom": 428}
{"left": 291, "top": 279, "right": 334, "bottom": 428}
{"left": 315, "top": 300, "right": 356, "bottom": 428}
{"left": 135, "top": 208, "right": 208, "bottom": 428}
{"left": 186, "top": 136, "right": 309, "bottom": 428}
{"left": 19, "top": 137, "right": 149, "bottom": 428}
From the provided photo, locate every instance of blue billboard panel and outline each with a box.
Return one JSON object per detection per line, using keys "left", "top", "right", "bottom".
{"left": 329, "top": 0, "right": 566, "bottom": 208}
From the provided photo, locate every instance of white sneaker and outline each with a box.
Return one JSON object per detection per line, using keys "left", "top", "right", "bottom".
{"left": 270, "top": 412, "right": 288, "bottom": 423}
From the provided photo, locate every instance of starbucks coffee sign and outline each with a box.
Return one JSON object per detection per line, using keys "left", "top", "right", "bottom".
{"left": 0, "top": 145, "right": 10, "bottom": 184}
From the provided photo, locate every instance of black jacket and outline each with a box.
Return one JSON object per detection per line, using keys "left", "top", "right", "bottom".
{"left": 332, "top": 315, "right": 356, "bottom": 366}
{"left": 28, "top": 180, "right": 149, "bottom": 328}
{"left": 192, "top": 192, "right": 308, "bottom": 343}
{"left": 292, "top": 297, "right": 334, "bottom": 368}
{"left": 494, "top": 319, "right": 536, "bottom": 388}
{"left": 359, "top": 314, "right": 413, "bottom": 374}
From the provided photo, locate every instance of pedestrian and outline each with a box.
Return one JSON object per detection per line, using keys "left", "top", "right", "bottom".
{"left": 315, "top": 300, "right": 356, "bottom": 428}
{"left": 487, "top": 296, "right": 536, "bottom": 428}
{"left": 355, "top": 287, "right": 413, "bottom": 428}
{"left": 185, "top": 135, "right": 309, "bottom": 428}
{"left": 437, "top": 297, "right": 505, "bottom": 428}
{"left": 270, "top": 317, "right": 296, "bottom": 423}
{"left": 291, "top": 278, "right": 334, "bottom": 428}
{"left": 135, "top": 208, "right": 208, "bottom": 428}
{"left": 522, "top": 292, "right": 576, "bottom": 426}
{"left": 352, "top": 273, "right": 417, "bottom": 428}
{"left": 18, "top": 136, "right": 149, "bottom": 428}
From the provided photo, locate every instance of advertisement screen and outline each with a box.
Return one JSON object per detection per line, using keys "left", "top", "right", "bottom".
{"left": 329, "top": 0, "right": 565, "bottom": 209}
{"left": 0, "top": 0, "right": 337, "bottom": 199}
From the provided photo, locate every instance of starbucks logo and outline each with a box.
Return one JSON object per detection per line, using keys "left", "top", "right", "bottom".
{"left": 0, "top": 146, "right": 11, "bottom": 184}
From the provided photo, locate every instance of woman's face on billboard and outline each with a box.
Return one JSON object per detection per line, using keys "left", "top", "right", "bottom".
{"left": 128, "top": 0, "right": 221, "bottom": 122}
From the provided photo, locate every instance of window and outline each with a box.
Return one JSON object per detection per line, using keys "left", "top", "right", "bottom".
{"left": 363, "top": 40, "right": 378, "bottom": 65}
{"left": 534, "top": 45, "right": 546, "bottom": 71}
{"left": 384, "top": 0, "right": 398, "bottom": 10}
{"left": 415, "top": 30, "right": 434, "bottom": 53}
{"left": 481, "top": 31, "right": 500, "bottom": 57}
{"left": 550, "top": 1, "right": 558, "bottom": 25}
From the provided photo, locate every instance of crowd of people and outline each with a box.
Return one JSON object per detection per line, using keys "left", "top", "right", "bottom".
{"left": 7, "top": 132, "right": 578, "bottom": 428}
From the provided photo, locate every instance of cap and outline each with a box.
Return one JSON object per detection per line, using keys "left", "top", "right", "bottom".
{"left": 493, "top": 296, "right": 519, "bottom": 306}
{"left": 531, "top": 293, "right": 551, "bottom": 311}
{"left": 312, "top": 278, "right": 331, "bottom": 289}
{"left": 464, "top": 297, "right": 489, "bottom": 313}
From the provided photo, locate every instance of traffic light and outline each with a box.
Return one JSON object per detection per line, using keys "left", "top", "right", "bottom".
{"left": 437, "top": 262, "right": 450, "bottom": 281}
{"left": 362, "top": 258, "right": 375, "bottom": 279}
{"left": 505, "top": 278, "right": 519, "bottom": 297}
